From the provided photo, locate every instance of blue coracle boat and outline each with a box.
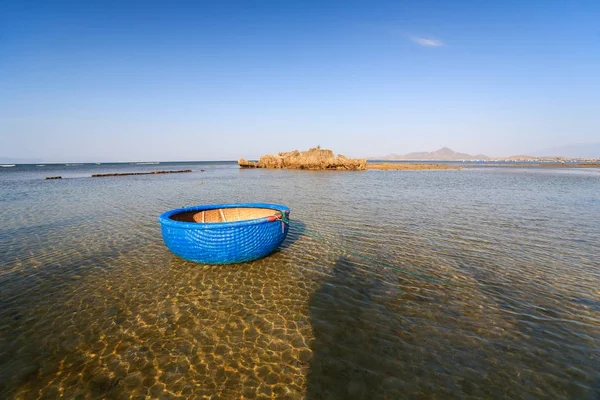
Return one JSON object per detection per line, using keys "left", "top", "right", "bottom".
{"left": 158, "top": 203, "right": 290, "bottom": 264}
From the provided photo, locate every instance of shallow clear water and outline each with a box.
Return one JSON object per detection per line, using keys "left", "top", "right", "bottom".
{"left": 1, "top": 163, "right": 599, "bottom": 399}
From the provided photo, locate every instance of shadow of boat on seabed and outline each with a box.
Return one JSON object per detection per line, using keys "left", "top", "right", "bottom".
{"left": 303, "top": 257, "right": 600, "bottom": 400}
{"left": 305, "top": 257, "right": 411, "bottom": 399}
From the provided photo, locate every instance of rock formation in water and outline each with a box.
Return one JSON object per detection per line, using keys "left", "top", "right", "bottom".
{"left": 239, "top": 147, "right": 367, "bottom": 170}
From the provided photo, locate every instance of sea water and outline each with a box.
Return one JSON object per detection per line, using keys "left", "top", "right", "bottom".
{"left": 1, "top": 162, "right": 599, "bottom": 398}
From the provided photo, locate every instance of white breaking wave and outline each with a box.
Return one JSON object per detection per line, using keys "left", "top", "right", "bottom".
{"left": 1, "top": 164, "right": 16, "bottom": 167}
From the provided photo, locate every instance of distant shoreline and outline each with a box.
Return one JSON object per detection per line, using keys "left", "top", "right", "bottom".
{"left": 367, "top": 163, "right": 461, "bottom": 170}
{"left": 501, "top": 162, "right": 600, "bottom": 168}
{"left": 366, "top": 159, "right": 600, "bottom": 165}
{"left": 371, "top": 146, "right": 600, "bottom": 163}
{"left": 366, "top": 161, "right": 600, "bottom": 170}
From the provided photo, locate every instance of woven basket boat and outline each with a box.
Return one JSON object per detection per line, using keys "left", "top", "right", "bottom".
{"left": 158, "top": 203, "right": 290, "bottom": 264}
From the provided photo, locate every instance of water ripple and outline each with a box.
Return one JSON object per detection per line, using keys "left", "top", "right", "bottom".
{"left": 0, "top": 165, "right": 599, "bottom": 398}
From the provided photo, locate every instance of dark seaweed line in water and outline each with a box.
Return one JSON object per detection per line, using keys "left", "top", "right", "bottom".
{"left": 42, "top": 170, "right": 194, "bottom": 180}
{"left": 91, "top": 170, "right": 192, "bottom": 177}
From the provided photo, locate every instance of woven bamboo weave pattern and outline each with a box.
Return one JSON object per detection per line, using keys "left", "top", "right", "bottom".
{"left": 158, "top": 203, "right": 290, "bottom": 264}
{"left": 192, "top": 207, "right": 280, "bottom": 223}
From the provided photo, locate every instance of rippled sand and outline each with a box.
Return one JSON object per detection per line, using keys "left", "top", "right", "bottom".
{"left": 1, "top": 164, "right": 599, "bottom": 399}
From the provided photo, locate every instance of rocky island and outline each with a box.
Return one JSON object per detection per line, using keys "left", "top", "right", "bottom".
{"left": 239, "top": 147, "right": 368, "bottom": 170}
{"left": 238, "top": 147, "right": 464, "bottom": 171}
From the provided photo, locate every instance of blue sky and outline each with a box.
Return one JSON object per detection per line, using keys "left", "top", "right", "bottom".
{"left": 1, "top": 0, "right": 599, "bottom": 161}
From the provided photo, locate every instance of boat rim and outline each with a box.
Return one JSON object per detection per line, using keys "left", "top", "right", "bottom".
{"left": 158, "top": 203, "right": 290, "bottom": 230}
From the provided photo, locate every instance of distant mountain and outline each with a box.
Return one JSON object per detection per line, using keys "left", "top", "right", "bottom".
{"left": 375, "top": 147, "right": 489, "bottom": 161}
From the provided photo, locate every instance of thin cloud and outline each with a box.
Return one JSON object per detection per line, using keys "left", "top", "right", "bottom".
{"left": 410, "top": 36, "right": 444, "bottom": 47}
